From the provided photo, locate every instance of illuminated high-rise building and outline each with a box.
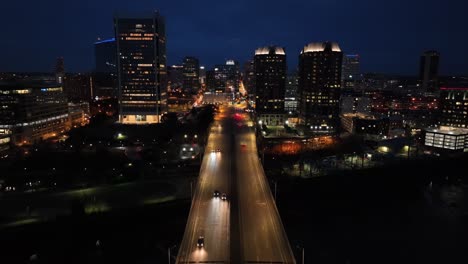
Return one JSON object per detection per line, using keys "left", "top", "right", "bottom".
{"left": 243, "top": 60, "right": 255, "bottom": 94}
{"left": 182, "top": 56, "right": 200, "bottom": 93}
{"left": 114, "top": 12, "right": 167, "bottom": 124}
{"left": 254, "top": 46, "right": 287, "bottom": 125}
{"left": 199, "top": 66, "right": 206, "bottom": 87}
{"left": 298, "top": 42, "right": 343, "bottom": 133}
{"left": 94, "top": 38, "right": 117, "bottom": 73}
{"left": 285, "top": 74, "right": 299, "bottom": 114}
{"left": 167, "top": 65, "right": 183, "bottom": 90}
{"left": 341, "top": 54, "right": 360, "bottom": 89}
{"left": 55, "top": 57, "right": 64, "bottom": 84}
{"left": 420, "top": 50, "right": 439, "bottom": 93}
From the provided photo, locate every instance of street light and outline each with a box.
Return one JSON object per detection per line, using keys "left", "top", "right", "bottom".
{"left": 168, "top": 245, "right": 177, "bottom": 264}
{"left": 272, "top": 179, "right": 277, "bottom": 202}
{"left": 295, "top": 245, "right": 305, "bottom": 264}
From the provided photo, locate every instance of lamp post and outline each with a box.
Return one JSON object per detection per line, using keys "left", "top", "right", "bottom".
{"left": 190, "top": 181, "right": 193, "bottom": 199}
{"left": 296, "top": 245, "right": 305, "bottom": 264}
{"left": 168, "top": 245, "right": 177, "bottom": 264}
{"left": 272, "top": 179, "right": 277, "bottom": 202}
{"left": 302, "top": 247, "right": 305, "bottom": 264}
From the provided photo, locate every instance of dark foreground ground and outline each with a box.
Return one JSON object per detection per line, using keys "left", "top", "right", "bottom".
{"left": 2, "top": 155, "right": 468, "bottom": 264}
{"left": 277, "top": 155, "right": 468, "bottom": 264}
{"left": 0, "top": 200, "right": 190, "bottom": 264}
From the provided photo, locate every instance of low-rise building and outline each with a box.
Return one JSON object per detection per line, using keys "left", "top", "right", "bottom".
{"left": 0, "top": 133, "right": 10, "bottom": 152}
{"left": 424, "top": 126, "right": 468, "bottom": 152}
{"left": 341, "top": 113, "right": 389, "bottom": 139}
{"left": 0, "top": 81, "right": 68, "bottom": 145}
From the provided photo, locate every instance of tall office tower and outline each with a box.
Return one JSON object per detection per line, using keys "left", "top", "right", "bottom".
{"left": 254, "top": 46, "right": 287, "bottom": 125}
{"left": 199, "top": 66, "right": 206, "bottom": 87}
{"left": 215, "top": 60, "right": 240, "bottom": 93}
{"left": 298, "top": 42, "right": 343, "bottom": 134}
{"left": 206, "top": 69, "right": 217, "bottom": 92}
{"left": 341, "top": 54, "right": 360, "bottom": 89}
{"left": 207, "top": 61, "right": 240, "bottom": 93}
{"left": 114, "top": 11, "right": 167, "bottom": 124}
{"left": 285, "top": 74, "right": 299, "bottom": 114}
{"left": 94, "top": 38, "right": 117, "bottom": 73}
{"left": 182, "top": 56, "right": 200, "bottom": 93}
{"left": 243, "top": 60, "right": 255, "bottom": 94}
{"left": 94, "top": 38, "right": 117, "bottom": 100}
{"left": 419, "top": 50, "right": 439, "bottom": 93}
{"left": 167, "top": 65, "right": 184, "bottom": 90}
{"left": 439, "top": 86, "right": 468, "bottom": 128}
{"left": 55, "top": 57, "right": 65, "bottom": 84}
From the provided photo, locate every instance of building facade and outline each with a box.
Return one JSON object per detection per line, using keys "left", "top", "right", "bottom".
{"left": 114, "top": 12, "right": 167, "bottom": 124}
{"left": 243, "top": 60, "right": 255, "bottom": 95}
{"left": 55, "top": 57, "right": 65, "bottom": 85}
{"left": 0, "top": 82, "right": 69, "bottom": 145}
{"left": 424, "top": 126, "right": 468, "bottom": 152}
{"left": 340, "top": 94, "right": 371, "bottom": 115}
{"left": 211, "top": 60, "right": 240, "bottom": 93}
{"left": 254, "top": 46, "right": 287, "bottom": 125}
{"left": 420, "top": 50, "right": 439, "bottom": 93}
{"left": 199, "top": 66, "right": 206, "bottom": 88}
{"left": 340, "top": 113, "right": 389, "bottom": 139}
{"left": 94, "top": 38, "right": 117, "bottom": 73}
{"left": 439, "top": 86, "right": 468, "bottom": 128}
{"left": 182, "top": 56, "right": 200, "bottom": 93}
{"left": 285, "top": 74, "right": 299, "bottom": 114}
{"left": 298, "top": 42, "right": 343, "bottom": 134}
{"left": 63, "top": 73, "right": 93, "bottom": 101}
{"left": 167, "top": 65, "right": 184, "bottom": 91}
{"left": 341, "top": 54, "right": 360, "bottom": 90}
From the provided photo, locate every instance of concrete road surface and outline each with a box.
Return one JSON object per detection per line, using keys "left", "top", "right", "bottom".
{"left": 176, "top": 107, "right": 232, "bottom": 263}
{"left": 177, "top": 105, "right": 295, "bottom": 263}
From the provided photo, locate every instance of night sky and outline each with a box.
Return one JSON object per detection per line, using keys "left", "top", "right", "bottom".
{"left": 1, "top": 0, "right": 467, "bottom": 75}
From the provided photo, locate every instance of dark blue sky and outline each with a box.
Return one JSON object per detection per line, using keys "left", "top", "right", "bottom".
{"left": 1, "top": 0, "right": 467, "bottom": 75}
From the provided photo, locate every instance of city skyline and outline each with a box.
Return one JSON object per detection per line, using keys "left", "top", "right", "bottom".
{"left": 1, "top": 0, "right": 467, "bottom": 75}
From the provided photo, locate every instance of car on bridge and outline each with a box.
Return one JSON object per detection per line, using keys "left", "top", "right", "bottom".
{"left": 197, "top": 236, "right": 205, "bottom": 247}
{"left": 213, "top": 190, "right": 220, "bottom": 198}
{"left": 221, "top": 193, "right": 227, "bottom": 201}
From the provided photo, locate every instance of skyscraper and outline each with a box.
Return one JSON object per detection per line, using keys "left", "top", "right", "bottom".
{"left": 420, "top": 50, "right": 439, "bottom": 93}
{"left": 199, "top": 66, "right": 206, "bottom": 88}
{"left": 182, "top": 56, "right": 200, "bottom": 93}
{"left": 285, "top": 74, "right": 299, "bottom": 114}
{"left": 341, "top": 54, "right": 360, "bottom": 89}
{"left": 254, "top": 46, "right": 287, "bottom": 125}
{"left": 218, "top": 60, "right": 240, "bottom": 93}
{"left": 167, "top": 65, "right": 184, "bottom": 90}
{"left": 298, "top": 42, "right": 343, "bottom": 133}
{"left": 55, "top": 57, "right": 64, "bottom": 84}
{"left": 94, "top": 38, "right": 117, "bottom": 100}
{"left": 114, "top": 11, "right": 167, "bottom": 124}
{"left": 94, "top": 38, "right": 117, "bottom": 73}
{"left": 207, "top": 61, "right": 241, "bottom": 93}
{"left": 243, "top": 60, "right": 255, "bottom": 95}
{"left": 206, "top": 69, "right": 219, "bottom": 93}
